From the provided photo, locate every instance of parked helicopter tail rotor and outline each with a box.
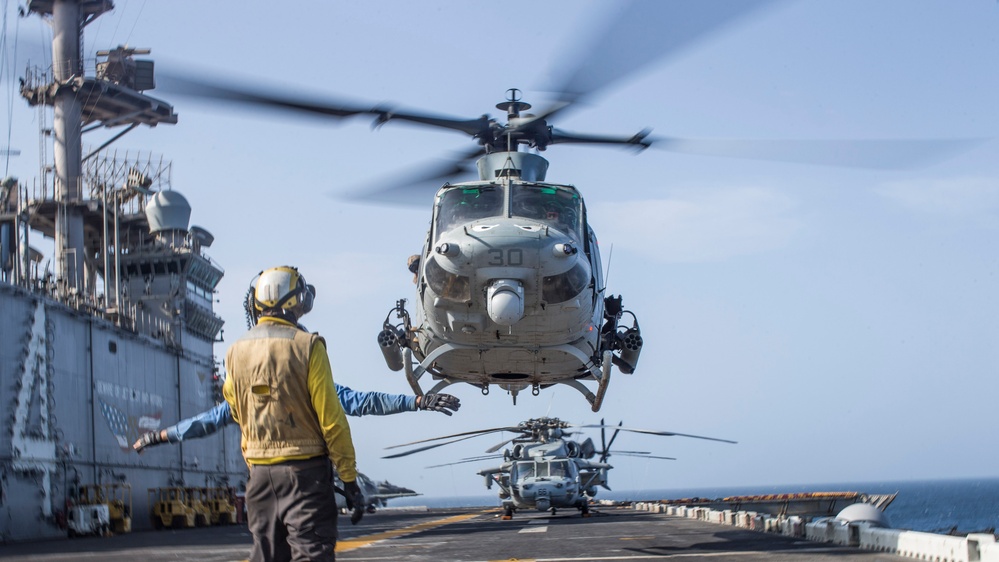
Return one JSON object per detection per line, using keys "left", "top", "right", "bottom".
{"left": 597, "top": 419, "right": 625, "bottom": 463}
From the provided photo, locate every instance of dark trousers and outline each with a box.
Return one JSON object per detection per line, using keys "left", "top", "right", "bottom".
{"left": 246, "top": 457, "right": 339, "bottom": 562}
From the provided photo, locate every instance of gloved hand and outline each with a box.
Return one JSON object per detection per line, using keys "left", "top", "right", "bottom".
{"left": 132, "top": 430, "right": 167, "bottom": 454}
{"left": 418, "top": 393, "right": 461, "bottom": 416}
{"left": 342, "top": 480, "right": 365, "bottom": 525}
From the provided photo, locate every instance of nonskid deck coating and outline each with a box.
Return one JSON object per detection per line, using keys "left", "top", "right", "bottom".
{"left": 0, "top": 506, "right": 915, "bottom": 562}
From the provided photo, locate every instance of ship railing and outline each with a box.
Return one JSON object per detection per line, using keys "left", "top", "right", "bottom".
{"left": 21, "top": 56, "right": 122, "bottom": 90}
{"left": 12, "top": 274, "right": 181, "bottom": 347}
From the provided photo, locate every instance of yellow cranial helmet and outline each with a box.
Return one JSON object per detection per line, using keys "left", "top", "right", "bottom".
{"left": 252, "top": 266, "right": 315, "bottom": 317}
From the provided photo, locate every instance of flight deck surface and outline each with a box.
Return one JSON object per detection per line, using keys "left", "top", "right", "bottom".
{"left": 0, "top": 506, "right": 914, "bottom": 562}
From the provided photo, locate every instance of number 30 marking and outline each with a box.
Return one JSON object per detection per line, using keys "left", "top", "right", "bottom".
{"left": 487, "top": 249, "right": 524, "bottom": 266}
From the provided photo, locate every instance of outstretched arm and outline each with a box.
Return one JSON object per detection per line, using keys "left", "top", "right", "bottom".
{"left": 335, "top": 384, "right": 460, "bottom": 416}
{"left": 133, "top": 402, "right": 235, "bottom": 453}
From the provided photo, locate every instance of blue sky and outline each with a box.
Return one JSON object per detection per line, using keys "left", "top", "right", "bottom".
{"left": 2, "top": 0, "right": 997, "bottom": 500}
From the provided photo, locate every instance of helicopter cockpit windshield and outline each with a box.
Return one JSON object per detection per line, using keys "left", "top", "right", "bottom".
{"left": 511, "top": 185, "right": 582, "bottom": 240}
{"left": 514, "top": 460, "right": 573, "bottom": 480}
{"left": 436, "top": 186, "right": 504, "bottom": 236}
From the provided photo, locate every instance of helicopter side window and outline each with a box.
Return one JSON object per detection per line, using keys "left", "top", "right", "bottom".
{"left": 436, "top": 186, "right": 504, "bottom": 235}
{"left": 511, "top": 185, "right": 582, "bottom": 240}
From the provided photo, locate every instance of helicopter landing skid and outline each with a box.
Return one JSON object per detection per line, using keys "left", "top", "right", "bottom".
{"left": 402, "top": 348, "right": 424, "bottom": 396}
{"left": 403, "top": 345, "right": 612, "bottom": 410}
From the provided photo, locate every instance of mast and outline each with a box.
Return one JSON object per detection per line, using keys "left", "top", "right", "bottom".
{"left": 29, "top": 0, "right": 113, "bottom": 295}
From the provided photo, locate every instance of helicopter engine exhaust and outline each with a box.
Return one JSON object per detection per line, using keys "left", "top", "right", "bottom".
{"left": 377, "top": 328, "right": 405, "bottom": 372}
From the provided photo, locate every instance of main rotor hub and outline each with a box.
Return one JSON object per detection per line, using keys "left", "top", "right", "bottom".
{"left": 496, "top": 88, "right": 531, "bottom": 118}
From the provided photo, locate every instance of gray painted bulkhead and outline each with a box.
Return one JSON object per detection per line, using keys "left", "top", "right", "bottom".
{"left": 0, "top": 286, "right": 243, "bottom": 542}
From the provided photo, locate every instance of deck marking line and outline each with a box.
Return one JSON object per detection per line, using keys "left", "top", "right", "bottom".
{"left": 519, "top": 525, "right": 548, "bottom": 533}
{"left": 532, "top": 550, "right": 843, "bottom": 560}
{"left": 336, "top": 511, "right": 484, "bottom": 552}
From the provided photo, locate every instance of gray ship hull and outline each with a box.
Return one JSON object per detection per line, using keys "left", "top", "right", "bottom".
{"left": 0, "top": 285, "right": 243, "bottom": 542}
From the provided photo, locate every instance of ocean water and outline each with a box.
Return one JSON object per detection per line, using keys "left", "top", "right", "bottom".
{"left": 391, "top": 477, "right": 999, "bottom": 534}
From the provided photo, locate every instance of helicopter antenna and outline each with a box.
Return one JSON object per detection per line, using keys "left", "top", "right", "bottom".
{"left": 602, "top": 244, "right": 615, "bottom": 290}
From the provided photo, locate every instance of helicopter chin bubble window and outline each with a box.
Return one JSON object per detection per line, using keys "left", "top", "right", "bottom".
{"left": 542, "top": 262, "right": 590, "bottom": 304}
{"left": 424, "top": 257, "right": 471, "bottom": 302}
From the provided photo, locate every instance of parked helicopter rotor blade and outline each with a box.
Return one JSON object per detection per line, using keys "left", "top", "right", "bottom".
{"left": 383, "top": 432, "right": 513, "bottom": 459}
{"left": 612, "top": 452, "right": 678, "bottom": 461}
{"left": 425, "top": 454, "right": 504, "bottom": 469}
{"left": 384, "top": 425, "right": 522, "bottom": 451}
{"left": 648, "top": 137, "right": 986, "bottom": 170}
{"left": 574, "top": 424, "right": 737, "bottom": 444}
{"left": 532, "top": 0, "right": 786, "bottom": 123}
{"left": 485, "top": 436, "right": 523, "bottom": 454}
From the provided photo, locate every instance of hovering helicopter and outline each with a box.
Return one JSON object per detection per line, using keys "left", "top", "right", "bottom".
{"left": 374, "top": 90, "right": 648, "bottom": 410}
{"left": 384, "top": 417, "right": 735, "bottom": 519}
{"left": 159, "top": 1, "right": 977, "bottom": 410}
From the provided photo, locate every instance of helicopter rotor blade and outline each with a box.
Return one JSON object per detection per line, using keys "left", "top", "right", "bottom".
{"left": 336, "top": 145, "right": 486, "bottom": 206}
{"left": 549, "top": 127, "right": 653, "bottom": 150}
{"left": 533, "top": 0, "right": 787, "bottom": 123}
{"left": 383, "top": 432, "right": 509, "bottom": 459}
{"left": 425, "top": 454, "right": 504, "bottom": 469}
{"left": 613, "top": 452, "right": 678, "bottom": 461}
{"left": 157, "top": 70, "right": 496, "bottom": 140}
{"left": 648, "top": 137, "right": 986, "bottom": 170}
{"left": 157, "top": 71, "right": 374, "bottom": 120}
{"left": 573, "top": 424, "right": 737, "bottom": 444}
{"left": 383, "top": 425, "right": 521, "bottom": 451}
{"left": 485, "top": 436, "right": 524, "bottom": 454}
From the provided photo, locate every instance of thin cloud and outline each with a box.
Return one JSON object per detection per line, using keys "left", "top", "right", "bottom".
{"left": 589, "top": 186, "right": 801, "bottom": 263}
{"left": 877, "top": 177, "right": 999, "bottom": 227}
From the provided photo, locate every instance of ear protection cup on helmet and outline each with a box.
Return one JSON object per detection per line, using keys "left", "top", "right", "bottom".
{"left": 299, "top": 277, "right": 315, "bottom": 315}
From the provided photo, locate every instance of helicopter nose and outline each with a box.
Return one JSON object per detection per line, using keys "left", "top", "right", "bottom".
{"left": 487, "top": 279, "right": 524, "bottom": 326}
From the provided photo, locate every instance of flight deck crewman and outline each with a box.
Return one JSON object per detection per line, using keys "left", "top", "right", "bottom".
{"left": 224, "top": 265, "right": 358, "bottom": 562}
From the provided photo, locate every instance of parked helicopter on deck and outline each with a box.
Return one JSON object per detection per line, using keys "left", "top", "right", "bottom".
{"left": 384, "top": 417, "right": 735, "bottom": 519}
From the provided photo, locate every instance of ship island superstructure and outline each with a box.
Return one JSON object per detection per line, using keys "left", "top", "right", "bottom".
{"left": 0, "top": 0, "right": 243, "bottom": 542}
